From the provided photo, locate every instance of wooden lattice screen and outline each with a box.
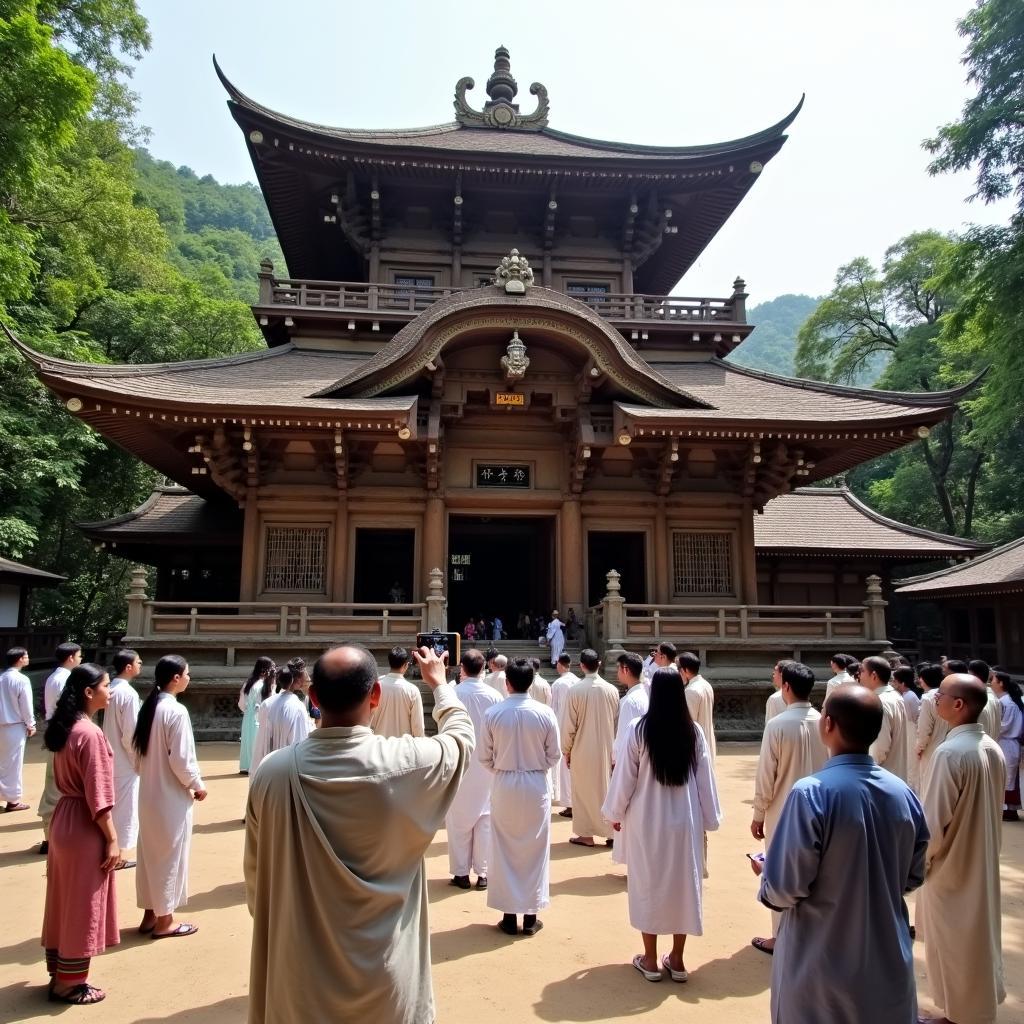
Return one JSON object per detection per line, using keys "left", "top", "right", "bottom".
{"left": 263, "top": 526, "right": 328, "bottom": 592}
{"left": 672, "top": 531, "right": 734, "bottom": 596}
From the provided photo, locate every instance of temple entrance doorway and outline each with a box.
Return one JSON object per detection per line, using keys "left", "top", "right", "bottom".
{"left": 447, "top": 515, "right": 554, "bottom": 638}
{"left": 353, "top": 528, "right": 415, "bottom": 604}
{"left": 587, "top": 531, "right": 647, "bottom": 606}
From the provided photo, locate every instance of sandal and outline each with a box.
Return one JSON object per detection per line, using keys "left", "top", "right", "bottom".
{"left": 569, "top": 836, "right": 596, "bottom": 847}
{"left": 632, "top": 954, "right": 662, "bottom": 982}
{"left": 751, "top": 937, "right": 774, "bottom": 956}
{"left": 661, "top": 954, "right": 688, "bottom": 982}
{"left": 152, "top": 922, "right": 198, "bottom": 939}
{"left": 4, "top": 802, "right": 29, "bottom": 812}
{"left": 50, "top": 983, "right": 106, "bottom": 1004}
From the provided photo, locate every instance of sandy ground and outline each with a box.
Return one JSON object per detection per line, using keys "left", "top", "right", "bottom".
{"left": 1, "top": 740, "right": 1022, "bottom": 1023}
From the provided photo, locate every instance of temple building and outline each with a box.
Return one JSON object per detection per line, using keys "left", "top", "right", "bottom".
{"left": 10, "top": 50, "right": 981, "bottom": 733}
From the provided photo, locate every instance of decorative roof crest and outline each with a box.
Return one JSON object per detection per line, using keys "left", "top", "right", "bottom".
{"left": 494, "top": 248, "right": 535, "bottom": 294}
{"left": 501, "top": 331, "right": 530, "bottom": 383}
{"left": 454, "top": 46, "right": 550, "bottom": 131}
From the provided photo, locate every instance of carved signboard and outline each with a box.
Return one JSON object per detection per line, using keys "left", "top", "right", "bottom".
{"left": 495, "top": 391, "right": 525, "bottom": 407}
{"left": 475, "top": 464, "right": 530, "bottom": 488}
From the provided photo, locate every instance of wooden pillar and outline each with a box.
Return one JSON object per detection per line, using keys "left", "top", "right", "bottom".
{"left": 239, "top": 489, "right": 259, "bottom": 601}
{"left": 331, "top": 498, "right": 349, "bottom": 601}
{"left": 542, "top": 252, "right": 552, "bottom": 287}
{"left": 452, "top": 245, "right": 462, "bottom": 285}
{"left": 422, "top": 495, "right": 446, "bottom": 599}
{"left": 559, "top": 498, "right": 583, "bottom": 614}
{"left": 623, "top": 258, "right": 634, "bottom": 294}
{"left": 738, "top": 501, "right": 758, "bottom": 604}
{"left": 654, "top": 503, "right": 669, "bottom": 604}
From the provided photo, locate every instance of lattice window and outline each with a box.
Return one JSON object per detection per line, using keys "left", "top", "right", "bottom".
{"left": 672, "top": 531, "right": 734, "bottom": 596}
{"left": 263, "top": 526, "right": 328, "bottom": 592}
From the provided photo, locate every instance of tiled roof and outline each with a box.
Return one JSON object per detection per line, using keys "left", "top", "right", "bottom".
{"left": 896, "top": 536, "right": 1024, "bottom": 596}
{"left": 79, "top": 487, "right": 240, "bottom": 540}
{"left": 0, "top": 557, "right": 64, "bottom": 584}
{"left": 755, "top": 488, "right": 987, "bottom": 556}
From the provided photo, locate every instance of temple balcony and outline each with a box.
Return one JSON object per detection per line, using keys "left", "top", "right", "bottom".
{"left": 253, "top": 265, "right": 751, "bottom": 354}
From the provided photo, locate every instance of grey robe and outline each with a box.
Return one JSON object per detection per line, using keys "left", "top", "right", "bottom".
{"left": 758, "top": 754, "right": 928, "bottom": 1024}
{"left": 245, "top": 684, "right": 474, "bottom": 1024}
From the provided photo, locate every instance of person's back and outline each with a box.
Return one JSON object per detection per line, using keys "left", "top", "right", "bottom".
{"left": 246, "top": 645, "right": 473, "bottom": 1024}
{"left": 371, "top": 672, "right": 425, "bottom": 738}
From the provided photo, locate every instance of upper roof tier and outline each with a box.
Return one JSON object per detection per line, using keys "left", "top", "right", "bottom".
{"left": 216, "top": 49, "right": 801, "bottom": 293}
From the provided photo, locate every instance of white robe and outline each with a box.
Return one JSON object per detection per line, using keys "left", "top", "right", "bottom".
{"left": 0, "top": 668, "right": 34, "bottom": 803}
{"left": 267, "top": 691, "right": 314, "bottom": 750}
{"left": 920, "top": 724, "right": 1006, "bottom": 1024}
{"left": 549, "top": 672, "right": 577, "bottom": 806}
{"left": 610, "top": 682, "right": 650, "bottom": 866}
{"left": 479, "top": 694, "right": 560, "bottom": 914}
{"left": 869, "top": 684, "right": 910, "bottom": 781}
{"left": 545, "top": 617, "right": 565, "bottom": 664}
{"left": 445, "top": 676, "right": 502, "bottom": 877}
{"left": 998, "top": 692, "right": 1023, "bottom": 793}
{"left": 250, "top": 690, "right": 281, "bottom": 775}
{"left": 824, "top": 671, "right": 853, "bottom": 697}
{"left": 370, "top": 673, "right": 425, "bottom": 738}
{"left": 915, "top": 689, "right": 949, "bottom": 794}
{"left": 562, "top": 673, "right": 619, "bottom": 839}
{"left": 484, "top": 670, "right": 506, "bottom": 695}
{"left": 684, "top": 675, "right": 716, "bottom": 764}
{"left": 38, "top": 668, "right": 72, "bottom": 833}
{"left": 602, "top": 721, "right": 721, "bottom": 934}
{"left": 136, "top": 692, "right": 204, "bottom": 915}
{"left": 527, "top": 675, "right": 551, "bottom": 706}
{"left": 979, "top": 688, "right": 1001, "bottom": 741}
{"left": 765, "top": 688, "right": 786, "bottom": 725}
{"left": 102, "top": 675, "right": 141, "bottom": 849}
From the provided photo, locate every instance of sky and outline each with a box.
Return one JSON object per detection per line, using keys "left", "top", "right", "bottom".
{"left": 131, "top": 0, "right": 1011, "bottom": 303}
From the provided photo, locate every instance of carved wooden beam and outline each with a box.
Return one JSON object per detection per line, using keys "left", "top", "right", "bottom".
{"left": 543, "top": 184, "right": 558, "bottom": 252}
{"left": 195, "top": 428, "right": 246, "bottom": 504}
{"left": 656, "top": 439, "right": 680, "bottom": 496}
{"left": 426, "top": 400, "right": 442, "bottom": 491}
{"left": 370, "top": 171, "right": 382, "bottom": 241}
{"left": 333, "top": 429, "right": 348, "bottom": 490}
{"left": 622, "top": 191, "right": 638, "bottom": 253}
{"left": 452, "top": 172, "right": 464, "bottom": 247}
{"left": 243, "top": 426, "right": 260, "bottom": 488}
{"left": 334, "top": 172, "right": 370, "bottom": 255}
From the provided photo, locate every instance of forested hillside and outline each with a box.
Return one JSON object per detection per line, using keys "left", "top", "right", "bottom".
{"left": 728, "top": 294, "right": 818, "bottom": 376}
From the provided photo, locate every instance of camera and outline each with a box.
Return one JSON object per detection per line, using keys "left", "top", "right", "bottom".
{"left": 415, "top": 630, "right": 461, "bottom": 665}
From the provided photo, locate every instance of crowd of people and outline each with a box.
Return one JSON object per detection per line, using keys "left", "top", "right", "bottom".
{"left": 461, "top": 608, "right": 585, "bottom": 644}
{"left": 0, "top": 636, "right": 1019, "bottom": 1022}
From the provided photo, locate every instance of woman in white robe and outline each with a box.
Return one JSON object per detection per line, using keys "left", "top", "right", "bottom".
{"left": 238, "top": 657, "right": 275, "bottom": 774}
{"left": 602, "top": 668, "right": 722, "bottom": 982}
{"left": 133, "top": 656, "right": 207, "bottom": 938}
{"left": 545, "top": 613, "right": 565, "bottom": 667}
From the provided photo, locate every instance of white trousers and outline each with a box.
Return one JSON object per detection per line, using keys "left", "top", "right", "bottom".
{"left": 0, "top": 723, "right": 28, "bottom": 803}
{"left": 37, "top": 749, "right": 61, "bottom": 837}
{"left": 447, "top": 812, "right": 490, "bottom": 877}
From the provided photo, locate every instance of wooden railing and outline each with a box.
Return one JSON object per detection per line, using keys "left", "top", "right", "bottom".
{"left": 135, "top": 601, "right": 428, "bottom": 642}
{"left": 257, "top": 276, "right": 744, "bottom": 325}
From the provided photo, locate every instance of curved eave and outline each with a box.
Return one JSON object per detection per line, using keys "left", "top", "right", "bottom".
{"left": 755, "top": 547, "right": 977, "bottom": 559}
{"left": 895, "top": 535, "right": 1024, "bottom": 598}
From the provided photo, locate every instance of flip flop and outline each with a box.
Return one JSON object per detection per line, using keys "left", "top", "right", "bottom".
{"left": 661, "top": 954, "right": 688, "bottom": 982}
{"left": 4, "top": 802, "right": 29, "bottom": 812}
{"left": 558, "top": 808, "right": 573, "bottom": 818}
{"left": 49, "top": 983, "right": 105, "bottom": 1004}
{"left": 632, "top": 954, "right": 662, "bottom": 982}
{"left": 569, "top": 837, "right": 596, "bottom": 847}
{"left": 751, "top": 937, "right": 774, "bottom": 956}
{"left": 152, "top": 923, "right": 198, "bottom": 939}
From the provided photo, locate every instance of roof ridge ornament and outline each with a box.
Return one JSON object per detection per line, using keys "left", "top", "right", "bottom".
{"left": 454, "top": 46, "right": 549, "bottom": 130}
{"left": 494, "top": 248, "right": 534, "bottom": 294}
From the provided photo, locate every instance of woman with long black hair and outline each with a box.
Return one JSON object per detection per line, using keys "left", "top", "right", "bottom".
{"left": 41, "top": 663, "right": 119, "bottom": 1004}
{"left": 133, "top": 655, "right": 207, "bottom": 939}
{"left": 238, "top": 656, "right": 275, "bottom": 774}
{"left": 602, "top": 668, "right": 721, "bottom": 983}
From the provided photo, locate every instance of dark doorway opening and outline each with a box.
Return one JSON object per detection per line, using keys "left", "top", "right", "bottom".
{"left": 587, "top": 531, "right": 647, "bottom": 606}
{"left": 353, "top": 529, "right": 415, "bottom": 604}
{"left": 447, "top": 516, "right": 554, "bottom": 635}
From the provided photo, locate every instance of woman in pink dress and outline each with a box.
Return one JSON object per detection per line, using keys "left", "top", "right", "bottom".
{"left": 41, "top": 663, "right": 119, "bottom": 1004}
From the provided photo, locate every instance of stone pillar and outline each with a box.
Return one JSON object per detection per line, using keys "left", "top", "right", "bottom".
{"left": 653, "top": 503, "right": 669, "bottom": 603}
{"left": 239, "top": 489, "right": 260, "bottom": 602}
{"left": 331, "top": 499, "right": 349, "bottom": 601}
{"left": 422, "top": 495, "right": 446, "bottom": 598}
{"left": 125, "top": 565, "right": 149, "bottom": 639}
{"left": 600, "top": 569, "right": 626, "bottom": 654}
{"left": 864, "top": 575, "right": 888, "bottom": 641}
{"left": 559, "top": 497, "right": 584, "bottom": 616}
{"left": 426, "top": 566, "right": 447, "bottom": 631}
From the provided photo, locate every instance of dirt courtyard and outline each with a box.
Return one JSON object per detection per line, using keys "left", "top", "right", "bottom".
{"left": 1, "top": 741, "right": 1021, "bottom": 1023}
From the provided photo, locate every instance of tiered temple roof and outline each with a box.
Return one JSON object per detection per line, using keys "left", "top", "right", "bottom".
{"left": 896, "top": 536, "right": 1024, "bottom": 598}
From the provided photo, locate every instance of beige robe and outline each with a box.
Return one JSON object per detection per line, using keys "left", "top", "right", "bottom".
{"left": 765, "top": 688, "right": 786, "bottom": 725}
{"left": 919, "top": 723, "right": 1006, "bottom": 1024}
{"left": 562, "top": 672, "right": 619, "bottom": 839}
{"left": 869, "top": 684, "right": 910, "bottom": 781}
{"left": 979, "top": 688, "right": 1002, "bottom": 742}
{"left": 915, "top": 689, "right": 949, "bottom": 794}
{"left": 685, "top": 675, "right": 716, "bottom": 764}
{"left": 245, "top": 684, "right": 474, "bottom": 1024}
{"left": 370, "top": 673, "right": 425, "bottom": 738}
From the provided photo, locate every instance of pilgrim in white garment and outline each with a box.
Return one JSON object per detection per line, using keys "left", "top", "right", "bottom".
{"left": 478, "top": 670, "right": 560, "bottom": 926}
{"left": 979, "top": 686, "right": 1001, "bottom": 740}
{"left": 249, "top": 684, "right": 283, "bottom": 775}
{"left": 370, "top": 670, "right": 425, "bottom": 738}
{"left": 994, "top": 676, "right": 1022, "bottom": 811}
{"left": 37, "top": 653, "right": 77, "bottom": 838}
{"left": 860, "top": 658, "right": 911, "bottom": 781}
{"left": 610, "top": 653, "right": 649, "bottom": 867}
{"left": 679, "top": 655, "right": 716, "bottom": 765}
{"left": 102, "top": 667, "right": 142, "bottom": 850}
{"left": 136, "top": 684, "right": 205, "bottom": 924}
{"left": 545, "top": 613, "right": 565, "bottom": 667}
{"left": 765, "top": 688, "right": 786, "bottom": 723}
{"left": 0, "top": 658, "right": 34, "bottom": 807}
{"left": 267, "top": 688, "right": 314, "bottom": 750}
{"left": 562, "top": 653, "right": 619, "bottom": 843}
{"left": 549, "top": 659, "right": 577, "bottom": 807}
{"left": 919, "top": 674, "right": 1006, "bottom": 1024}
{"left": 484, "top": 654, "right": 507, "bottom": 696}
{"left": 601, "top": 675, "right": 721, "bottom": 944}
{"left": 445, "top": 655, "right": 503, "bottom": 884}
{"left": 915, "top": 670, "right": 950, "bottom": 795}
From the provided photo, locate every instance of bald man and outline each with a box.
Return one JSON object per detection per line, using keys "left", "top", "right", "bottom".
{"left": 245, "top": 645, "right": 474, "bottom": 1024}
{"left": 917, "top": 674, "right": 1006, "bottom": 1024}
{"left": 755, "top": 686, "right": 928, "bottom": 1024}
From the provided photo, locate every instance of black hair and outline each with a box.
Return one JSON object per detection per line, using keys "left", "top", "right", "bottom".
{"left": 287, "top": 657, "right": 307, "bottom": 679}
{"left": 945, "top": 658, "right": 968, "bottom": 674}
{"left": 637, "top": 669, "right": 699, "bottom": 787}
{"left": 54, "top": 642, "right": 82, "bottom": 665}
{"left": 460, "top": 648, "right": 485, "bottom": 676}
{"left": 44, "top": 663, "right": 108, "bottom": 753}
{"left": 243, "top": 656, "right": 275, "bottom": 697}
{"left": 995, "top": 671, "right": 1024, "bottom": 716}
{"left": 5, "top": 647, "right": 27, "bottom": 667}
{"left": 580, "top": 648, "right": 600, "bottom": 672}
{"left": 388, "top": 646, "right": 410, "bottom": 670}
{"left": 893, "top": 665, "right": 919, "bottom": 695}
{"left": 133, "top": 654, "right": 188, "bottom": 758}
{"left": 968, "top": 659, "right": 991, "bottom": 684}
{"left": 276, "top": 667, "right": 295, "bottom": 691}
{"left": 826, "top": 689, "right": 884, "bottom": 750}
{"left": 111, "top": 648, "right": 139, "bottom": 676}
{"left": 657, "top": 641, "right": 677, "bottom": 660}
{"left": 781, "top": 661, "right": 815, "bottom": 701}
{"left": 506, "top": 658, "right": 534, "bottom": 693}
{"left": 678, "top": 651, "right": 701, "bottom": 675}
{"left": 557, "top": 653, "right": 571, "bottom": 668}
{"left": 484, "top": 647, "right": 499, "bottom": 663}
{"left": 918, "top": 664, "right": 944, "bottom": 690}
{"left": 862, "top": 655, "right": 892, "bottom": 684}
{"left": 830, "top": 653, "right": 852, "bottom": 669}
{"left": 617, "top": 651, "right": 643, "bottom": 680}
{"left": 311, "top": 645, "right": 378, "bottom": 713}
